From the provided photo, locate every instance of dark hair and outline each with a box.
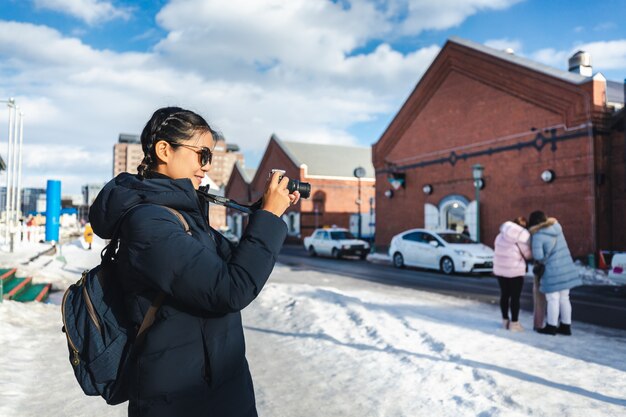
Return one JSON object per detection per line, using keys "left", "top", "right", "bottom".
{"left": 137, "top": 106, "right": 216, "bottom": 178}
{"left": 528, "top": 211, "right": 547, "bottom": 228}
{"left": 513, "top": 216, "right": 527, "bottom": 227}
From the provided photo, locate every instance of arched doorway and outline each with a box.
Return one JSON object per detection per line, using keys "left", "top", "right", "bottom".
{"left": 438, "top": 195, "right": 469, "bottom": 233}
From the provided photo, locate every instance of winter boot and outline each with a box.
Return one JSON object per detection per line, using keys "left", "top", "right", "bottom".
{"left": 502, "top": 319, "right": 510, "bottom": 330}
{"left": 557, "top": 323, "right": 572, "bottom": 336}
{"left": 509, "top": 321, "right": 524, "bottom": 332}
{"left": 537, "top": 324, "right": 557, "bottom": 335}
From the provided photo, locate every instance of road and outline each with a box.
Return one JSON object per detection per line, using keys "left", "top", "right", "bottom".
{"left": 278, "top": 245, "right": 626, "bottom": 330}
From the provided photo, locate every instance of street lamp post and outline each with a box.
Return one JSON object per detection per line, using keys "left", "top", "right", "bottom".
{"left": 353, "top": 167, "right": 365, "bottom": 239}
{"left": 472, "top": 164, "right": 484, "bottom": 242}
{"left": 0, "top": 98, "right": 18, "bottom": 301}
{"left": 0, "top": 98, "right": 22, "bottom": 253}
{"left": 369, "top": 196, "right": 375, "bottom": 253}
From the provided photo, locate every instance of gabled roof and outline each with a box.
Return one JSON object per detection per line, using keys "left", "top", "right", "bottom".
{"left": 232, "top": 161, "right": 255, "bottom": 184}
{"left": 452, "top": 37, "right": 625, "bottom": 106}
{"left": 272, "top": 134, "right": 374, "bottom": 178}
{"left": 448, "top": 37, "right": 591, "bottom": 85}
{"left": 373, "top": 36, "right": 620, "bottom": 164}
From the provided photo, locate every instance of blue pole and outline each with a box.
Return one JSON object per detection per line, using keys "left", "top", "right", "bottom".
{"left": 45, "top": 180, "right": 61, "bottom": 242}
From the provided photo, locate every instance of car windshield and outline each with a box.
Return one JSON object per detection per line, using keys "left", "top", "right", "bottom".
{"left": 437, "top": 233, "right": 476, "bottom": 244}
{"left": 330, "top": 231, "right": 354, "bottom": 240}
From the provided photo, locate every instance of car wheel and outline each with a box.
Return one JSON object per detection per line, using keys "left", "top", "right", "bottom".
{"left": 359, "top": 252, "right": 367, "bottom": 260}
{"left": 308, "top": 246, "right": 316, "bottom": 257}
{"left": 440, "top": 256, "right": 455, "bottom": 275}
{"left": 332, "top": 248, "right": 342, "bottom": 259}
{"left": 393, "top": 252, "right": 404, "bottom": 268}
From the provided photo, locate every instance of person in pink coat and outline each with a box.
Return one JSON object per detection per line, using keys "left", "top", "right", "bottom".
{"left": 493, "top": 217, "right": 531, "bottom": 331}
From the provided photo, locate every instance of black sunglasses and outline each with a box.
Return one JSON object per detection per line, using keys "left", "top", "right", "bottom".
{"left": 170, "top": 143, "right": 213, "bottom": 166}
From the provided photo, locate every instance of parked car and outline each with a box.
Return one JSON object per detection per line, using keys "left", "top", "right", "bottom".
{"left": 303, "top": 227, "right": 370, "bottom": 259}
{"left": 388, "top": 228, "right": 495, "bottom": 275}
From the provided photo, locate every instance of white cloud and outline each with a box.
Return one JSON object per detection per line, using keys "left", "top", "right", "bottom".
{"left": 530, "top": 39, "right": 626, "bottom": 73}
{"left": 484, "top": 38, "right": 523, "bottom": 54}
{"left": 399, "top": 0, "right": 524, "bottom": 34}
{"left": 574, "top": 40, "right": 626, "bottom": 70}
{"left": 0, "top": 1, "right": 534, "bottom": 193}
{"left": 593, "top": 22, "right": 617, "bottom": 32}
{"left": 33, "top": 0, "right": 132, "bottom": 25}
{"left": 530, "top": 48, "right": 570, "bottom": 69}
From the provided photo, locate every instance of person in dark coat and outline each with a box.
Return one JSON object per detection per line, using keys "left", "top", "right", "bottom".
{"left": 89, "top": 106, "right": 299, "bottom": 417}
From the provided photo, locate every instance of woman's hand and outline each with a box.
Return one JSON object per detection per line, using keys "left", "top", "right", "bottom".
{"left": 262, "top": 171, "right": 299, "bottom": 217}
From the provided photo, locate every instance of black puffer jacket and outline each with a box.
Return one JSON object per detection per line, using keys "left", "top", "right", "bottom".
{"left": 89, "top": 173, "right": 287, "bottom": 417}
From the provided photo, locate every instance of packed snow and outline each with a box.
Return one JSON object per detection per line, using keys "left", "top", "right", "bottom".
{"left": 0, "top": 236, "right": 625, "bottom": 417}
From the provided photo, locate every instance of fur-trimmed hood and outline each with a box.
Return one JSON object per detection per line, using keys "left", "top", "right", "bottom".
{"left": 529, "top": 217, "right": 559, "bottom": 235}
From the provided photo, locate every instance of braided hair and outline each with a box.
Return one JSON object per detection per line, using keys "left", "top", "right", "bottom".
{"left": 137, "top": 107, "right": 215, "bottom": 178}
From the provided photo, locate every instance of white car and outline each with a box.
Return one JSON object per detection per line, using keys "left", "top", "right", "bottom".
{"left": 389, "top": 228, "right": 495, "bottom": 275}
{"left": 608, "top": 253, "right": 626, "bottom": 285}
{"left": 304, "top": 228, "right": 370, "bottom": 259}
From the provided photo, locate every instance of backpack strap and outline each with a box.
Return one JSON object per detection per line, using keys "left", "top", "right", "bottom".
{"left": 162, "top": 207, "right": 192, "bottom": 235}
{"left": 135, "top": 292, "right": 166, "bottom": 346}
{"left": 130, "top": 207, "right": 191, "bottom": 346}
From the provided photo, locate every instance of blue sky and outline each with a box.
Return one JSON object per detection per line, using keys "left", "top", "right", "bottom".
{"left": 0, "top": 0, "right": 625, "bottom": 194}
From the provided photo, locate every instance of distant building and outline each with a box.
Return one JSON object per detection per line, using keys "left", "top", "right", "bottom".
{"left": 0, "top": 187, "right": 46, "bottom": 216}
{"left": 225, "top": 135, "right": 375, "bottom": 242}
{"left": 208, "top": 140, "right": 244, "bottom": 188}
{"left": 113, "top": 133, "right": 143, "bottom": 177}
{"left": 82, "top": 183, "right": 104, "bottom": 207}
{"left": 224, "top": 162, "right": 256, "bottom": 236}
{"left": 372, "top": 37, "right": 626, "bottom": 257}
{"left": 112, "top": 133, "right": 244, "bottom": 189}
{"left": 21, "top": 188, "right": 46, "bottom": 214}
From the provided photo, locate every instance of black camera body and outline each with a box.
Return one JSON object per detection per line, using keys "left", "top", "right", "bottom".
{"left": 270, "top": 169, "right": 311, "bottom": 199}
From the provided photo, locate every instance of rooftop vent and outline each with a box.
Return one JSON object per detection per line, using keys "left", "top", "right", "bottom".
{"left": 568, "top": 50, "right": 592, "bottom": 77}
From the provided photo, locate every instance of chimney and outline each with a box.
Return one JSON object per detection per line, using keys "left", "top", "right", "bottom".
{"left": 568, "top": 50, "right": 592, "bottom": 77}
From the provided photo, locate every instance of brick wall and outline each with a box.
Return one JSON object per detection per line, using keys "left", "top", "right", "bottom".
{"left": 609, "top": 113, "right": 626, "bottom": 250}
{"left": 228, "top": 137, "right": 377, "bottom": 241}
{"left": 373, "top": 41, "right": 610, "bottom": 258}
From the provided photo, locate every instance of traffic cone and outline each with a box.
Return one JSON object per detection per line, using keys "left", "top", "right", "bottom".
{"left": 598, "top": 250, "right": 609, "bottom": 270}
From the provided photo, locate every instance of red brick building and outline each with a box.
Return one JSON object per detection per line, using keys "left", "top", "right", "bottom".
{"left": 373, "top": 37, "right": 625, "bottom": 258}
{"left": 609, "top": 109, "right": 626, "bottom": 249}
{"left": 223, "top": 161, "right": 256, "bottom": 236}
{"left": 225, "top": 135, "right": 375, "bottom": 242}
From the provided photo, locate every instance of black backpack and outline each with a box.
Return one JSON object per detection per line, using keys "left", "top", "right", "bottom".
{"left": 61, "top": 206, "right": 190, "bottom": 404}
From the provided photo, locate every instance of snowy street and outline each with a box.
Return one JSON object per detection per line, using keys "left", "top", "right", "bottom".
{"left": 1, "top": 238, "right": 625, "bottom": 416}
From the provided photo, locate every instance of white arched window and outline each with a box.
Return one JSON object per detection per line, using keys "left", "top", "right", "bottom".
{"left": 282, "top": 212, "right": 301, "bottom": 237}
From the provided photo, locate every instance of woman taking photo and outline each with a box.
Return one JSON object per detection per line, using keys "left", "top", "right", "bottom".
{"left": 89, "top": 106, "right": 299, "bottom": 416}
{"left": 493, "top": 217, "right": 531, "bottom": 331}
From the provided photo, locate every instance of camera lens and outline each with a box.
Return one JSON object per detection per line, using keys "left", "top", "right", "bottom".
{"left": 287, "top": 179, "right": 311, "bottom": 199}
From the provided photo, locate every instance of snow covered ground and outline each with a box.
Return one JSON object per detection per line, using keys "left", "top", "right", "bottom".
{"left": 0, "top": 237, "right": 625, "bottom": 416}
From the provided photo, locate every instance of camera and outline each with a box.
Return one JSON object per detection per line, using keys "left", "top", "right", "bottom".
{"left": 270, "top": 169, "right": 311, "bottom": 199}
